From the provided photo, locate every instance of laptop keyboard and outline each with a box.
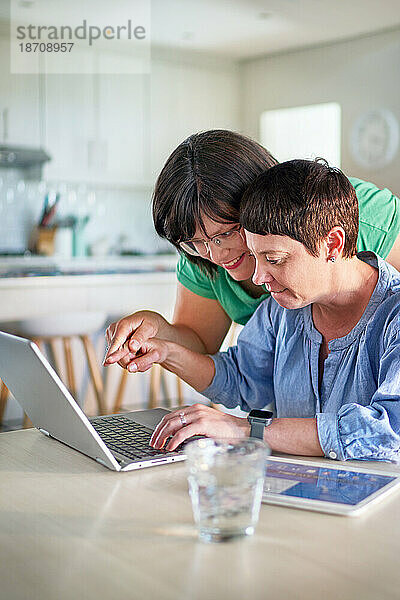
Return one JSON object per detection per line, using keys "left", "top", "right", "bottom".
{"left": 90, "top": 415, "right": 180, "bottom": 461}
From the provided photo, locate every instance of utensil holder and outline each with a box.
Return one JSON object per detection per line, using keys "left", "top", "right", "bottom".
{"left": 29, "top": 226, "right": 57, "bottom": 256}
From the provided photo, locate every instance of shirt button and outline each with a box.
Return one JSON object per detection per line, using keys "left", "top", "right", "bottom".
{"left": 328, "top": 450, "right": 337, "bottom": 459}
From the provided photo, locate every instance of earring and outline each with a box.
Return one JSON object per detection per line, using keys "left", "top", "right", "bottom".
{"left": 329, "top": 256, "right": 336, "bottom": 263}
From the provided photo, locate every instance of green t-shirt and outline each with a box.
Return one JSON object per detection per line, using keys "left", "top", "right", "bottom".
{"left": 176, "top": 177, "right": 400, "bottom": 326}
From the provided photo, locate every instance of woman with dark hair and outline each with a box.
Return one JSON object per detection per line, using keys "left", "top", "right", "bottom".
{"left": 137, "top": 160, "right": 400, "bottom": 461}
{"left": 104, "top": 130, "right": 400, "bottom": 374}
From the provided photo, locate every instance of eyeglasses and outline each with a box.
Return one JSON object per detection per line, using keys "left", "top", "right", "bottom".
{"left": 179, "top": 225, "right": 244, "bottom": 257}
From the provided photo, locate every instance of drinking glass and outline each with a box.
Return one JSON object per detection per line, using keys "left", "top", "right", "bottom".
{"left": 185, "top": 438, "right": 269, "bottom": 543}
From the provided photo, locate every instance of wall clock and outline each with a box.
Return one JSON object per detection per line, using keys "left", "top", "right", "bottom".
{"left": 350, "top": 108, "right": 399, "bottom": 169}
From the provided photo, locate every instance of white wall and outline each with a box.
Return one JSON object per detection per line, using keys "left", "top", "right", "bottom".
{"left": 240, "top": 28, "right": 400, "bottom": 195}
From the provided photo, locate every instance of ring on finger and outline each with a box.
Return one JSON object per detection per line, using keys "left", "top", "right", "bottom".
{"left": 179, "top": 411, "right": 187, "bottom": 427}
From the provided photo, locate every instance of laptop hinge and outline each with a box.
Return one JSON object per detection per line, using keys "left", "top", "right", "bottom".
{"left": 38, "top": 428, "right": 50, "bottom": 436}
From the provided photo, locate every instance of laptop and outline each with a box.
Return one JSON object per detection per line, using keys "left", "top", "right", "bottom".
{"left": 0, "top": 331, "right": 186, "bottom": 471}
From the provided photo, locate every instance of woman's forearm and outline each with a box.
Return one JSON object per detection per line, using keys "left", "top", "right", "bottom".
{"left": 159, "top": 322, "right": 208, "bottom": 354}
{"left": 160, "top": 341, "right": 215, "bottom": 391}
{"left": 150, "top": 408, "right": 326, "bottom": 457}
{"left": 265, "top": 418, "right": 323, "bottom": 456}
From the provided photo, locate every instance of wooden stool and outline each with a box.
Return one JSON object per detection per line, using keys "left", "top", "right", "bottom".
{"left": 111, "top": 322, "right": 242, "bottom": 415}
{"left": 112, "top": 364, "right": 184, "bottom": 413}
{"left": 0, "top": 312, "right": 107, "bottom": 428}
{"left": 0, "top": 379, "right": 10, "bottom": 425}
{"left": 35, "top": 334, "right": 105, "bottom": 412}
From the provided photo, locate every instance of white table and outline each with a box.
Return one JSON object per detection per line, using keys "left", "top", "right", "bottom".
{"left": 1, "top": 427, "right": 400, "bottom": 600}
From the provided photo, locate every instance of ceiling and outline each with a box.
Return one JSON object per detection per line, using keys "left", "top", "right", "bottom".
{"left": 1, "top": 0, "right": 400, "bottom": 60}
{"left": 151, "top": 0, "right": 400, "bottom": 59}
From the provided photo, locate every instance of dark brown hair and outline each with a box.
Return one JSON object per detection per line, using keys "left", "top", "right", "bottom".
{"left": 152, "top": 129, "right": 278, "bottom": 273}
{"left": 240, "top": 159, "right": 359, "bottom": 258}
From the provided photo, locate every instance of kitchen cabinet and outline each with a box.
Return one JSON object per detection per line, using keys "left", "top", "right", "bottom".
{"left": 43, "top": 50, "right": 150, "bottom": 186}
{"left": 96, "top": 52, "right": 150, "bottom": 186}
{"left": 44, "top": 52, "right": 239, "bottom": 185}
{"left": 0, "top": 36, "right": 240, "bottom": 186}
{"left": 43, "top": 49, "right": 95, "bottom": 183}
{"left": 0, "top": 39, "right": 41, "bottom": 147}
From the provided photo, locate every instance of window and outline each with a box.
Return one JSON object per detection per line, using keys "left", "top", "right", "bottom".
{"left": 260, "top": 102, "right": 341, "bottom": 167}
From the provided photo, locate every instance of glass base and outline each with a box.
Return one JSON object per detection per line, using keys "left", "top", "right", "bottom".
{"left": 198, "top": 526, "right": 255, "bottom": 543}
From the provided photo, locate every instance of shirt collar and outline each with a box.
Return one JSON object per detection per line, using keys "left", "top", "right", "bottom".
{"left": 302, "top": 252, "right": 391, "bottom": 350}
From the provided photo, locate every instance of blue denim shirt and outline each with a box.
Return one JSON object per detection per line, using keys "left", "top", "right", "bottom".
{"left": 202, "top": 253, "right": 400, "bottom": 462}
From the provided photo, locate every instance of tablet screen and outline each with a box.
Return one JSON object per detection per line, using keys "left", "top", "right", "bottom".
{"left": 263, "top": 459, "right": 397, "bottom": 506}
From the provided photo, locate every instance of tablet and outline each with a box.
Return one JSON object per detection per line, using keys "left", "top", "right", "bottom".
{"left": 262, "top": 456, "right": 400, "bottom": 516}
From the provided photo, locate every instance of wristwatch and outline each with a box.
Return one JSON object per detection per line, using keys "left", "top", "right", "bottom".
{"left": 247, "top": 409, "right": 273, "bottom": 440}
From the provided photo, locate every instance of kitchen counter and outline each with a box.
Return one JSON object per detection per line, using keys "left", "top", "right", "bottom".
{"left": 0, "top": 254, "right": 177, "bottom": 278}
{"left": 0, "top": 255, "right": 179, "bottom": 322}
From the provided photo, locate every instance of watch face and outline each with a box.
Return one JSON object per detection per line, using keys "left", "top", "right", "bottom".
{"left": 249, "top": 409, "right": 273, "bottom": 419}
